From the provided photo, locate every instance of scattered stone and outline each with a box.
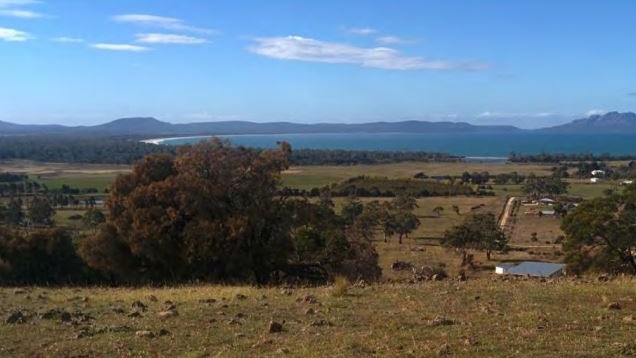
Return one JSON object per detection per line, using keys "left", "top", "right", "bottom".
{"left": 164, "top": 303, "right": 177, "bottom": 311}
{"left": 277, "top": 347, "right": 290, "bottom": 354}
{"left": 199, "top": 298, "right": 216, "bottom": 304}
{"left": 305, "top": 308, "right": 315, "bottom": 315}
{"left": 461, "top": 336, "right": 478, "bottom": 346}
{"left": 268, "top": 320, "right": 283, "bottom": 333}
{"left": 432, "top": 273, "right": 445, "bottom": 281}
{"left": 227, "top": 318, "right": 242, "bottom": 325}
{"left": 608, "top": 302, "right": 622, "bottom": 310}
{"left": 457, "top": 272, "right": 467, "bottom": 281}
{"left": 39, "top": 309, "right": 61, "bottom": 320}
{"left": 127, "top": 311, "right": 143, "bottom": 318}
{"left": 623, "top": 315, "right": 635, "bottom": 323}
{"left": 235, "top": 312, "right": 245, "bottom": 319}
{"left": 235, "top": 333, "right": 245, "bottom": 338}
{"left": 60, "top": 311, "right": 72, "bottom": 323}
{"left": 158, "top": 328, "right": 171, "bottom": 336}
{"left": 353, "top": 280, "right": 367, "bottom": 288}
{"left": 235, "top": 294, "right": 248, "bottom": 300}
{"left": 310, "top": 319, "right": 333, "bottom": 327}
{"left": 281, "top": 289, "right": 293, "bottom": 296}
{"left": 81, "top": 296, "right": 89, "bottom": 302}
{"left": 112, "top": 307, "right": 126, "bottom": 314}
{"left": 158, "top": 310, "right": 179, "bottom": 319}
{"left": 5, "top": 311, "right": 26, "bottom": 324}
{"left": 36, "top": 294, "right": 48, "bottom": 300}
{"left": 13, "top": 289, "right": 26, "bottom": 295}
{"left": 597, "top": 275, "right": 610, "bottom": 282}
{"left": 436, "top": 343, "right": 452, "bottom": 356}
{"left": 135, "top": 330, "right": 155, "bottom": 338}
{"left": 108, "top": 325, "right": 132, "bottom": 333}
{"left": 299, "top": 295, "right": 317, "bottom": 304}
{"left": 148, "top": 295, "right": 158, "bottom": 302}
{"left": 428, "top": 316, "right": 455, "bottom": 327}
{"left": 391, "top": 261, "right": 414, "bottom": 271}
{"left": 132, "top": 300, "right": 147, "bottom": 312}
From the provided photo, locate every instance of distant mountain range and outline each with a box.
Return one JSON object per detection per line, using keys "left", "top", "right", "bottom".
{"left": 1, "top": 111, "right": 635, "bottom": 137}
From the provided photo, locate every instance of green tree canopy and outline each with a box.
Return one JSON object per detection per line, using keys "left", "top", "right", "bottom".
{"left": 442, "top": 213, "right": 508, "bottom": 264}
{"left": 562, "top": 185, "right": 636, "bottom": 275}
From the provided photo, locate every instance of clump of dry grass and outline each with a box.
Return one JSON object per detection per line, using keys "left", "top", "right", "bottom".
{"left": 330, "top": 275, "right": 350, "bottom": 297}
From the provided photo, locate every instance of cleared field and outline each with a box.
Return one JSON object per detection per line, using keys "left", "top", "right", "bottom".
{"left": 282, "top": 162, "right": 554, "bottom": 189}
{"left": 0, "top": 160, "right": 130, "bottom": 192}
{"left": 2, "top": 279, "right": 636, "bottom": 357}
{"left": 333, "top": 196, "right": 505, "bottom": 240}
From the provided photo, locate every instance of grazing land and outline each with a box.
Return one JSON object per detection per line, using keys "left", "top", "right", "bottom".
{"left": 2, "top": 158, "right": 633, "bottom": 357}
{"left": 2, "top": 279, "right": 636, "bottom": 357}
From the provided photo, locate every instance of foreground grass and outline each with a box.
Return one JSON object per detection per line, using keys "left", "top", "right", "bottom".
{"left": 2, "top": 279, "right": 636, "bottom": 357}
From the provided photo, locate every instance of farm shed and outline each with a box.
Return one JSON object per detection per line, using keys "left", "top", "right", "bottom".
{"left": 495, "top": 261, "right": 565, "bottom": 277}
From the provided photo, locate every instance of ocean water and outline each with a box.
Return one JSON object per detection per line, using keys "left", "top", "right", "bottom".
{"left": 154, "top": 132, "right": 636, "bottom": 157}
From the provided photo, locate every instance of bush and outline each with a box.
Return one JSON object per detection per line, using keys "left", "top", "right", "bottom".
{"left": 330, "top": 275, "right": 351, "bottom": 297}
{"left": 0, "top": 228, "right": 88, "bottom": 285}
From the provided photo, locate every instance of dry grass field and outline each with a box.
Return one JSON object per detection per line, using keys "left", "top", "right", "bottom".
{"left": 2, "top": 279, "right": 636, "bottom": 357}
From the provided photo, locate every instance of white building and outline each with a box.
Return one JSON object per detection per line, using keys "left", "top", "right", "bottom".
{"left": 495, "top": 261, "right": 565, "bottom": 277}
{"left": 591, "top": 170, "right": 606, "bottom": 176}
{"left": 590, "top": 177, "right": 602, "bottom": 183}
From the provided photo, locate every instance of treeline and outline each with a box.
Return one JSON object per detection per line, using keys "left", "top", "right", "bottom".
{"left": 509, "top": 152, "right": 636, "bottom": 163}
{"left": 0, "top": 140, "right": 388, "bottom": 286}
{"left": 0, "top": 136, "right": 176, "bottom": 164}
{"left": 289, "top": 149, "right": 461, "bottom": 165}
{"left": 0, "top": 135, "right": 461, "bottom": 166}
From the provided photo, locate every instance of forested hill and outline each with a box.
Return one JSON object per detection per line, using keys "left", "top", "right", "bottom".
{"left": 0, "top": 117, "right": 520, "bottom": 136}
{"left": 538, "top": 111, "right": 636, "bottom": 133}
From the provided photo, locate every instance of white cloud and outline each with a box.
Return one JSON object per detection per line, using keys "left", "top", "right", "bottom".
{"left": 53, "top": 36, "right": 83, "bottom": 43}
{"left": 249, "top": 36, "right": 488, "bottom": 71}
{"left": 477, "top": 111, "right": 555, "bottom": 118}
{"left": 0, "top": 0, "right": 47, "bottom": 19}
{"left": 347, "top": 27, "right": 377, "bottom": 35}
{"left": 91, "top": 43, "right": 150, "bottom": 52}
{"left": 0, "top": 27, "right": 32, "bottom": 41}
{"left": 375, "top": 36, "right": 416, "bottom": 45}
{"left": 585, "top": 109, "right": 607, "bottom": 117}
{"left": 0, "top": 9, "right": 43, "bottom": 18}
{"left": 112, "top": 14, "right": 214, "bottom": 34}
{"left": 135, "top": 33, "right": 207, "bottom": 45}
{"left": 0, "top": 0, "right": 39, "bottom": 7}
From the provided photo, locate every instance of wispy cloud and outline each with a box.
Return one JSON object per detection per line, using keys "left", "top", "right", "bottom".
{"left": 347, "top": 27, "right": 376, "bottom": 35}
{"left": 585, "top": 109, "right": 607, "bottom": 117}
{"left": 0, "top": 9, "right": 43, "bottom": 18}
{"left": 0, "top": 26, "right": 32, "bottom": 41}
{"left": 375, "top": 36, "right": 416, "bottom": 45}
{"left": 135, "top": 33, "right": 207, "bottom": 45}
{"left": 91, "top": 43, "right": 150, "bottom": 52}
{"left": 249, "top": 36, "right": 488, "bottom": 71}
{"left": 0, "top": 0, "right": 46, "bottom": 19}
{"left": 477, "top": 111, "right": 555, "bottom": 118}
{"left": 53, "top": 36, "right": 84, "bottom": 43}
{"left": 0, "top": 0, "right": 39, "bottom": 7}
{"left": 112, "top": 14, "right": 214, "bottom": 34}
{"left": 628, "top": 92, "right": 636, "bottom": 97}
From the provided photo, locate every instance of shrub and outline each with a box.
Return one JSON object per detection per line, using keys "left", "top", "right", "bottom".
{"left": 330, "top": 275, "right": 351, "bottom": 297}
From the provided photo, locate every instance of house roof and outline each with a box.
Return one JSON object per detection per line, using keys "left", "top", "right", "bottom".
{"left": 505, "top": 261, "right": 565, "bottom": 277}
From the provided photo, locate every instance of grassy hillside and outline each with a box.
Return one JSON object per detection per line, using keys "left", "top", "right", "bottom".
{"left": 2, "top": 279, "right": 636, "bottom": 357}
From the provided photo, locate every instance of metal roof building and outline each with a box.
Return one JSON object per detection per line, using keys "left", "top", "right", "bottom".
{"left": 495, "top": 261, "right": 565, "bottom": 277}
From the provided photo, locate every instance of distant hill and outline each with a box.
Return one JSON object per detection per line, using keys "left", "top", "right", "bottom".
{"left": 2, "top": 112, "right": 636, "bottom": 137}
{"left": 540, "top": 112, "right": 636, "bottom": 133}
{"left": 0, "top": 117, "right": 521, "bottom": 137}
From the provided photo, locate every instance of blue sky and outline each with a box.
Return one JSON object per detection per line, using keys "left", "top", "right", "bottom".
{"left": 1, "top": 0, "right": 635, "bottom": 128}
